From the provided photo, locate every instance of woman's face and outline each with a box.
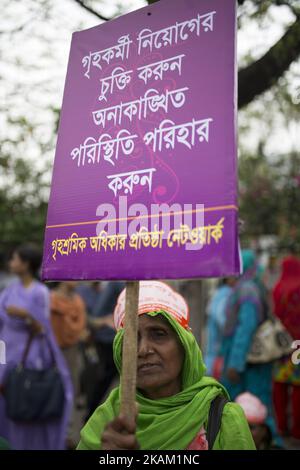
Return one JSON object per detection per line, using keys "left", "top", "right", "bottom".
{"left": 136, "top": 314, "right": 184, "bottom": 400}
{"left": 9, "top": 252, "right": 29, "bottom": 276}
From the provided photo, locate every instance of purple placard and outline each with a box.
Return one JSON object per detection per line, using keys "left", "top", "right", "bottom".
{"left": 42, "top": 0, "right": 240, "bottom": 281}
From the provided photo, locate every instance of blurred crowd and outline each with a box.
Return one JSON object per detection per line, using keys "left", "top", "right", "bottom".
{"left": 205, "top": 249, "right": 300, "bottom": 449}
{"left": 0, "top": 244, "right": 299, "bottom": 450}
{"left": 0, "top": 244, "right": 124, "bottom": 450}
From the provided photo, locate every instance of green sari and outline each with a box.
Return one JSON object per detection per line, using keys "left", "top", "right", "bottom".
{"left": 77, "top": 311, "right": 255, "bottom": 450}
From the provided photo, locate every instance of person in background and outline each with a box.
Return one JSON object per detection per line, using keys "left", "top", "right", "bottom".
{"left": 76, "top": 282, "right": 102, "bottom": 316}
{"left": 50, "top": 281, "right": 86, "bottom": 448}
{"left": 86, "top": 281, "right": 124, "bottom": 418}
{"left": 263, "top": 253, "right": 280, "bottom": 294}
{"left": 75, "top": 281, "right": 103, "bottom": 411}
{"left": 235, "top": 392, "right": 272, "bottom": 450}
{"left": 220, "top": 249, "right": 280, "bottom": 446}
{"left": 0, "top": 252, "right": 16, "bottom": 293}
{"left": 272, "top": 255, "right": 300, "bottom": 442}
{"left": 205, "top": 278, "right": 236, "bottom": 377}
{"left": 0, "top": 244, "right": 73, "bottom": 449}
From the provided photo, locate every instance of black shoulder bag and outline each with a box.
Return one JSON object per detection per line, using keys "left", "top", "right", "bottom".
{"left": 3, "top": 332, "right": 65, "bottom": 422}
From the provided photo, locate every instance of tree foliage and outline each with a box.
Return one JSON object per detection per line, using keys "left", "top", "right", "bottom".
{"left": 0, "top": 0, "right": 300, "bottom": 253}
{"left": 239, "top": 148, "right": 300, "bottom": 251}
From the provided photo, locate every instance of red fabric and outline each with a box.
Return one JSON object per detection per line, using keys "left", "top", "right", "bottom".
{"left": 186, "top": 427, "right": 208, "bottom": 450}
{"left": 212, "top": 356, "right": 224, "bottom": 381}
{"left": 273, "top": 381, "right": 300, "bottom": 439}
{"left": 273, "top": 256, "right": 300, "bottom": 339}
{"left": 291, "top": 385, "right": 300, "bottom": 439}
{"left": 273, "top": 381, "right": 289, "bottom": 435}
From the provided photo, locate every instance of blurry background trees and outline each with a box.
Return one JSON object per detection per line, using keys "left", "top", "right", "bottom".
{"left": 1, "top": 0, "right": 300, "bottom": 252}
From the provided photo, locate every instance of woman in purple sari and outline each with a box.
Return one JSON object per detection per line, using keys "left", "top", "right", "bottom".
{"left": 0, "top": 244, "right": 73, "bottom": 450}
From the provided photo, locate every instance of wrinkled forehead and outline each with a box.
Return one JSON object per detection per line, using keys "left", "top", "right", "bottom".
{"left": 137, "top": 314, "right": 184, "bottom": 352}
{"left": 138, "top": 313, "right": 173, "bottom": 330}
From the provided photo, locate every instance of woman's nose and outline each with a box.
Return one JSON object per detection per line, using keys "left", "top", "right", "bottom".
{"left": 138, "top": 336, "right": 153, "bottom": 357}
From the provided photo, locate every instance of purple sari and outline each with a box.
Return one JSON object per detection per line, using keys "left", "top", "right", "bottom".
{"left": 0, "top": 280, "right": 73, "bottom": 450}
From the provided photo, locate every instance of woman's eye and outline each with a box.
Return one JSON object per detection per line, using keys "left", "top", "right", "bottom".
{"left": 152, "top": 329, "right": 167, "bottom": 338}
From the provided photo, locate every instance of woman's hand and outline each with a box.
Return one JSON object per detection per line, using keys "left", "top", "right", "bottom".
{"left": 6, "top": 305, "right": 27, "bottom": 318}
{"left": 101, "top": 414, "right": 139, "bottom": 450}
{"left": 28, "top": 318, "right": 44, "bottom": 335}
{"left": 6, "top": 305, "right": 43, "bottom": 334}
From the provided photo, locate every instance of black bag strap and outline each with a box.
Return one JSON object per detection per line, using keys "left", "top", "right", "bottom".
{"left": 21, "top": 331, "right": 35, "bottom": 366}
{"left": 21, "top": 330, "right": 56, "bottom": 367}
{"left": 207, "top": 395, "right": 229, "bottom": 450}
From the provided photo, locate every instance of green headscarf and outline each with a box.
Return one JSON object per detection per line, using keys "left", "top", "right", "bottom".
{"left": 77, "top": 310, "right": 228, "bottom": 450}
